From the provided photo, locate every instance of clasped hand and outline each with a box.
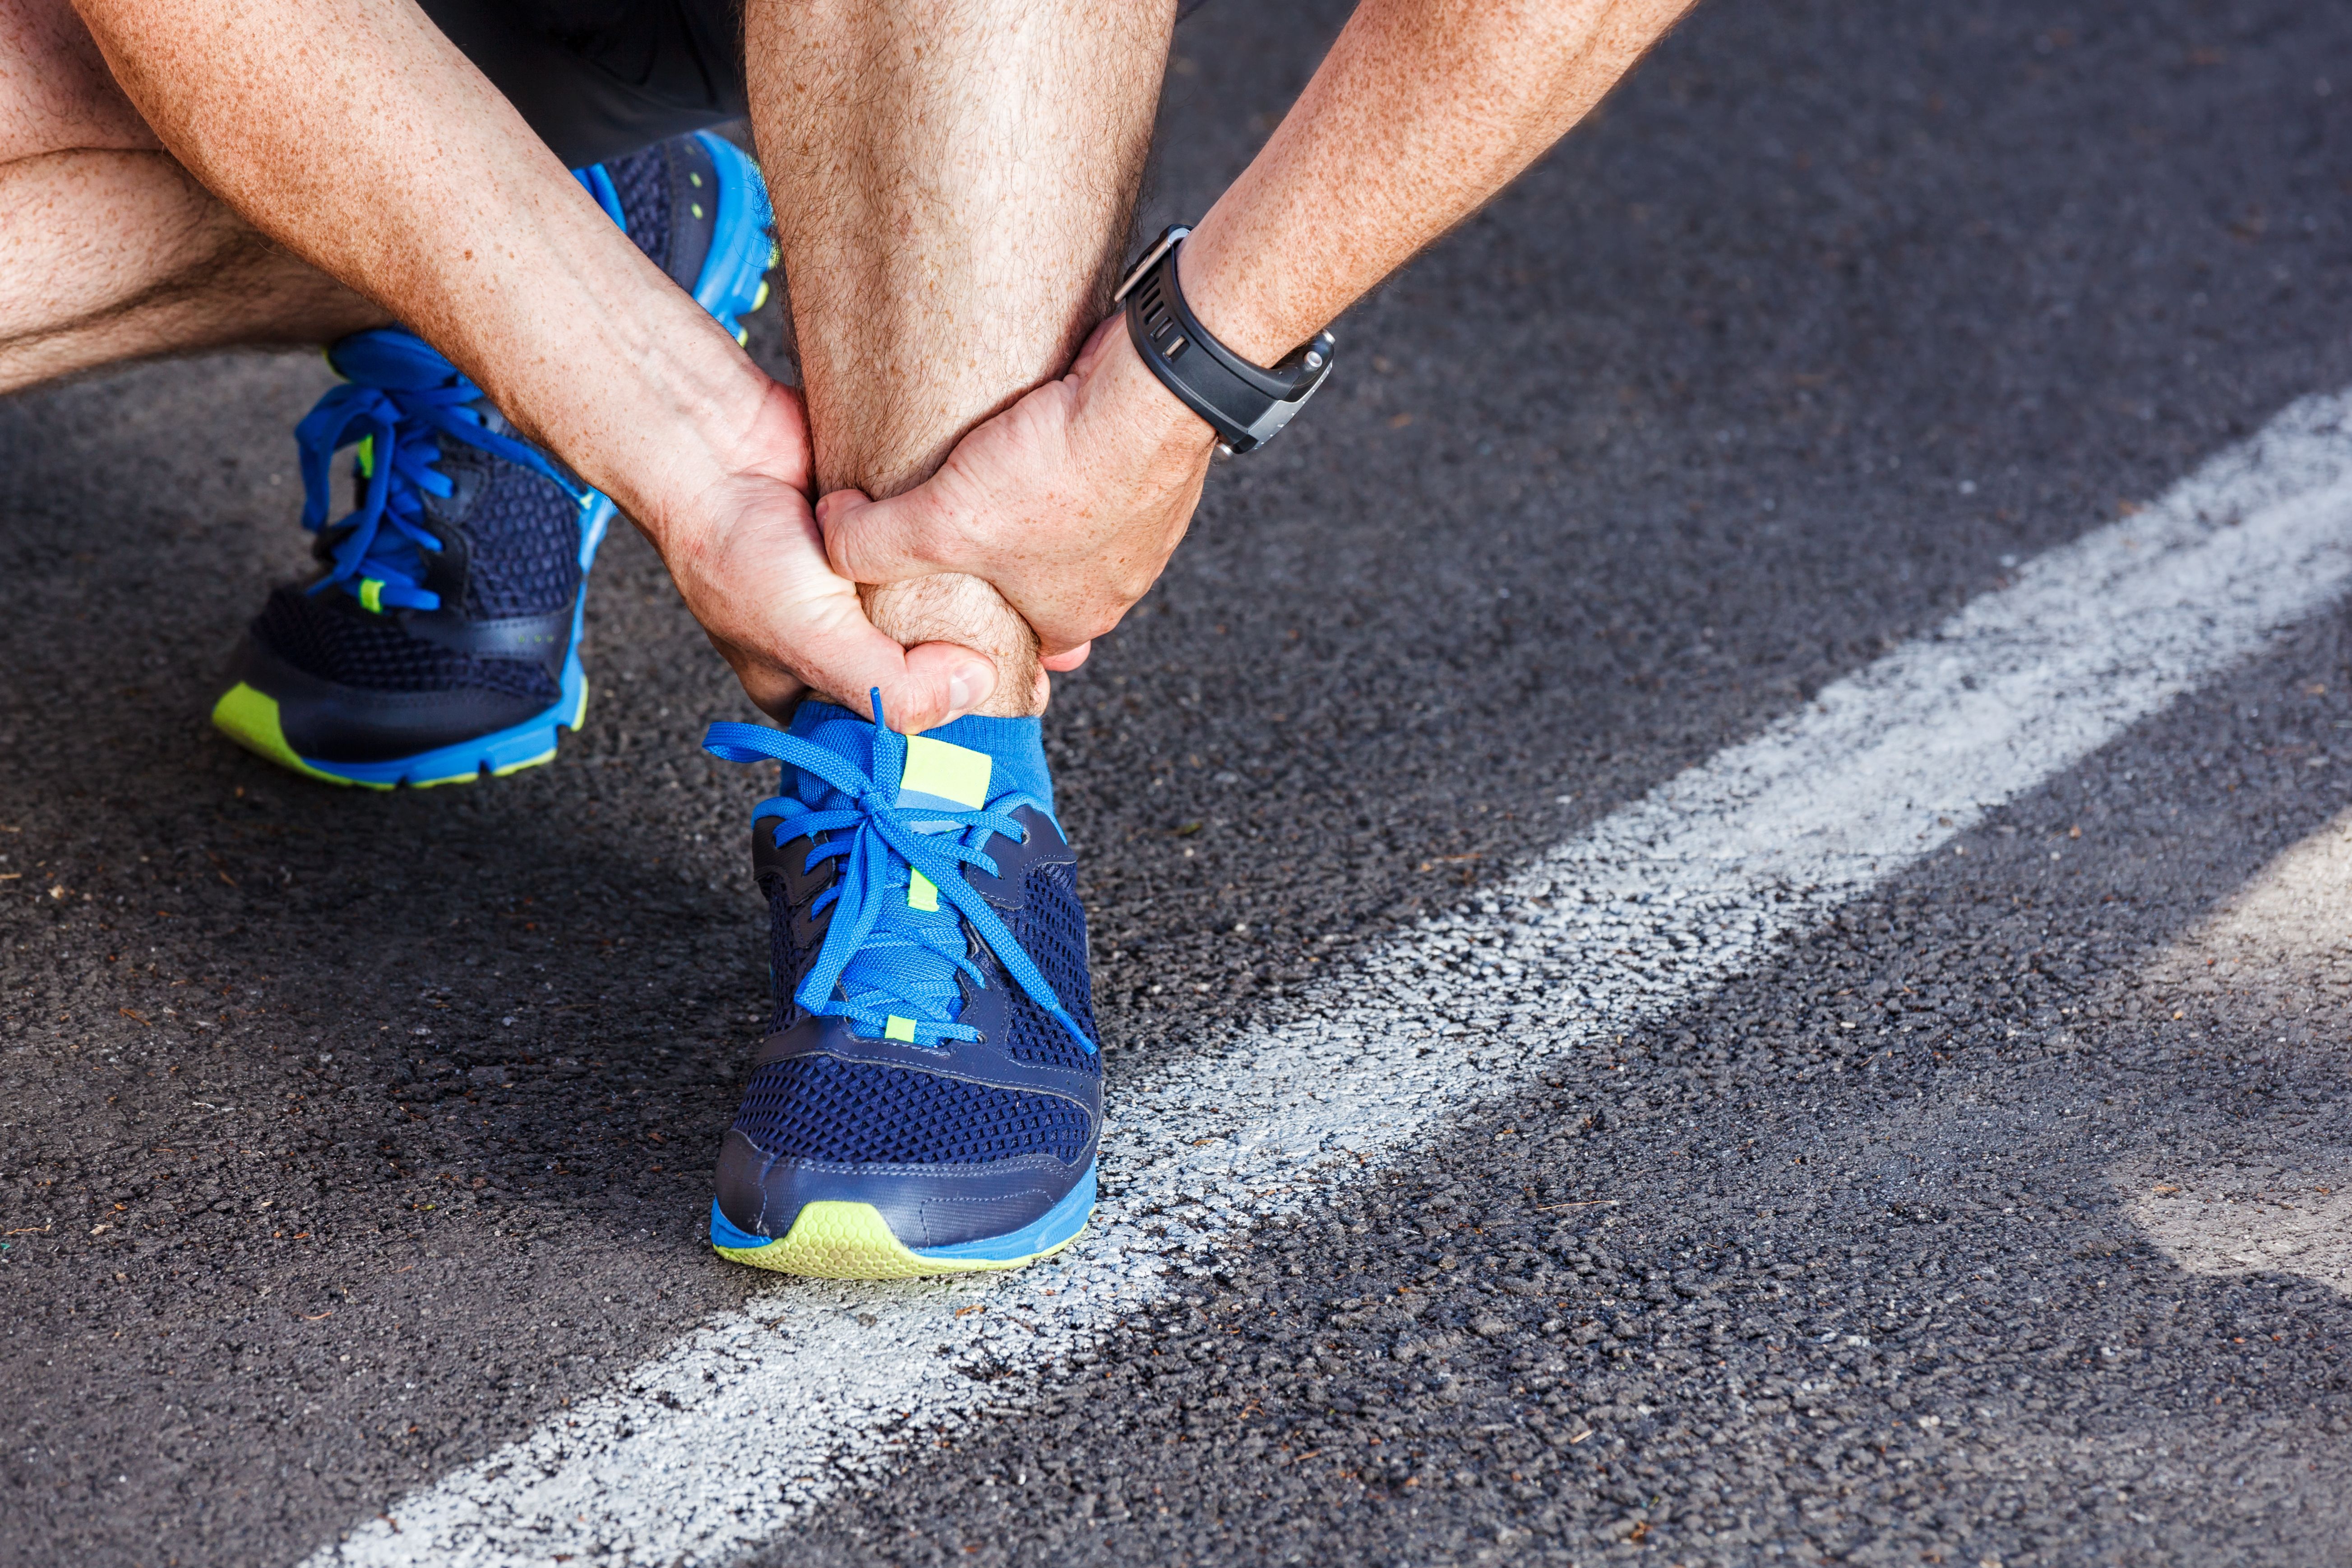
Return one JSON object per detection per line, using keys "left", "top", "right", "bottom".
{"left": 656, "top": 315, "right": 1213, "bottom": 731}
{"left": 818, "top": 314, "right": 1218, "bottom": 677}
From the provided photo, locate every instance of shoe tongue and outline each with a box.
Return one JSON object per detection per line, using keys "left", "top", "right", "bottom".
{"left": 783, "top": 702, "right": 1052, "bottom": 1035}
{"left": 783, "top": 702, "right": 1054, "bottom": 818}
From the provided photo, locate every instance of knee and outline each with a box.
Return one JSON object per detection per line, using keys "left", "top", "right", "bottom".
{"left": 0, "top": 0, "right": 166, "bottom": 164}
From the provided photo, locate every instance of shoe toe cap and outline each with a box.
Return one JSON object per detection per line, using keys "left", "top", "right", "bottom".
{"left": 714, "top": 1128, "right": 1089, "bottom": 1254}
{"left": 224, "top": 630, "right": 552, "bottom": 764}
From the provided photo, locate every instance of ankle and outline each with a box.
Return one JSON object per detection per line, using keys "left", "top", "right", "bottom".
{"left": 860, "top": 574, "right": 1046, "bottom": 718}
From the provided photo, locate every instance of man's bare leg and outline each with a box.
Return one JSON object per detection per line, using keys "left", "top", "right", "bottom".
{"left": 746, "top": 0, "right": 1177, "bottom": 719}
{"left": 0, "top": 0, "right": 383, "bottom": 393}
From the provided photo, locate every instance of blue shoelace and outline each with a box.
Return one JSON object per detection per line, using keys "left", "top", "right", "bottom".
{"left": 705, "top": 697, "right": 1095, "bottom": 1054}
{"left": 295, "top": 163, "right": 626, "bottom": 614}
{"left": 294, "top": 329, "right": 588, "bottom": 615}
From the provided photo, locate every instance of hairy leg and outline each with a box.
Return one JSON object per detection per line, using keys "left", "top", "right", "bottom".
{"left": 746, "top": 0, "right": 1176, "bottom": 718}
{"left": 0, "top": 0, "right": 382, "bottom": 393}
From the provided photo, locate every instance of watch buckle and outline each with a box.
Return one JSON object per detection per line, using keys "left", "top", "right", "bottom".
{"left": 1114, "top": 225, "right": 1191, "bottom": 305}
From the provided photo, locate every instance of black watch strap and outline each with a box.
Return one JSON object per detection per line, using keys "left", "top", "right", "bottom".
{"left": 1114, "top": 226, "right": 1335, "bottom": 455}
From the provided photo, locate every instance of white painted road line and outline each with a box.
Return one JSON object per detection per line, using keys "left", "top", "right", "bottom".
{"left": 308, "top": 391, "right": 2352, "bottom": 1568}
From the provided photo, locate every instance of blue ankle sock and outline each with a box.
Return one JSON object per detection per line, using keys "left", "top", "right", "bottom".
{"left": 786, "top": 700, "right": 1054, "bottom": 818}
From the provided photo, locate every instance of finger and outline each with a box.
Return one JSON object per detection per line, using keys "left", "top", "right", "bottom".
{"left": 788, "top": 588, "right": 999, "bottom": 732}
{"left": 818, "top": 483, "right": 976, "bottom": 589}
{"left": 724, "top": 594, "right": 994, "bottom": 732}
{"left": 735, "top": 380, "right": 815, "bottom": 492}
{"left": 1039, "top": 641, "right": 1091, "bottom": 673}
{"left": 1067, "top": 311, "right": 1127, "bottom": 379}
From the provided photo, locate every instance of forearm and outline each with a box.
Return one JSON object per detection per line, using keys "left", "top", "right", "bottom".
{"left": 1180, "top": 0, "right": 1696, "bottom": 364}
{"left": 68, "top": 0, "right": 777, "bottom": 537}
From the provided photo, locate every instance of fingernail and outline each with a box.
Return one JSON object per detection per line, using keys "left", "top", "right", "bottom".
{"left": 946, "top": 666, "right": 988, "bottom": 718}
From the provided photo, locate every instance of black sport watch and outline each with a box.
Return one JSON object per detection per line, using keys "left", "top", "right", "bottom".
{"left": 1114, "top": 225, "right": 1335, "bottom": 456}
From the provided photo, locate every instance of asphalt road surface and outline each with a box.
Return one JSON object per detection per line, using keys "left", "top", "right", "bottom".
{"left": 8, "top": 1, "right": 2352, "bottom": 1565}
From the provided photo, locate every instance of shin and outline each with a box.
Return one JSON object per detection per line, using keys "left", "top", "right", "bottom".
{"left": 745, "top": 0, "right": 1177, "bottom": 718}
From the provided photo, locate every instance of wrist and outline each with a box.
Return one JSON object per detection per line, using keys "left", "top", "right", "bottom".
{"left": 1090, "top": 313, "right": 1223, "bottom": 461}
{"left": 1113, "top": 226, "right": 1335, "bottom": 457}
{"left": 519, "top": 300, "right": 792, "bottom": 552}
{"left": 349, "top": 171, "right": 787, "bottom": 553}
{"left": 1170, "top": 215, "right": 1308, "bottom": 370}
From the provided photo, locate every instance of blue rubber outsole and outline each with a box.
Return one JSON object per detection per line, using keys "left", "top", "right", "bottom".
{"left": 690, "top": 130, "right": 779, "bottom": 345}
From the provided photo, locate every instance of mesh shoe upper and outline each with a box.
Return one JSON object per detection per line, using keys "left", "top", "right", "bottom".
{"left": 709, "top": 703, "right": 1101, "bottom": 1174}
{"left": 738, "top": 840, "right": 1102, "bottom": 1166}
{"left": 998, "top": 861, "right": 1100, "bottom": 1075}
{"left": 248, "top": 133, "right": 730, "bottom": 704}
{"left": 251, "top": 585, "right": 560, "bottom": 703}
{"left": 458, "top": 467, "right": 587, "bottom": 620}
{"left": 251, "top": 374, "right": 587, "bottom": 705}
{"left": 603, "top": 146, "right": 671, "bottom": 266}
{"left": 733, "top": 1058, "right": 1094, "bottom": 1166}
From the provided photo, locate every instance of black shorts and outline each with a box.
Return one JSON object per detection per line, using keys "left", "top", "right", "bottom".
{"left": 420, "top": 0, "right": 1210, "bottom": 171}
{"left": 417, "top": 0, "right": 749, "bottom": 169}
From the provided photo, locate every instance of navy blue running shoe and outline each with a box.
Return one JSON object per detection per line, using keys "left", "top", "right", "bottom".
{"left": 213, "top": 131, "right": 776, "bottom": 787}
{"left": 700, "top": 699, "right": 1102, "bottom": 1279}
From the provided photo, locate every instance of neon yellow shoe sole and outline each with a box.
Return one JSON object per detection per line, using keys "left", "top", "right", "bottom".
{"left": 208, "top": 665, "right": 587, "bottom": 790}
{"left": 707, "top": 1164, "right": 1098, "bottom": 1281}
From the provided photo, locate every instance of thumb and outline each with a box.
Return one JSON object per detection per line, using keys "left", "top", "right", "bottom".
{"left": 818, "top": 484, "right": 975, "bottom": 589}
{"left": 883, "top": 640, "right": 1002, "bottom": 733}
{"left": 823, "top": 638, "right": 999, "bottom": 735}
{"left": 785, "top": 586, "right": 999, "bottom": 733}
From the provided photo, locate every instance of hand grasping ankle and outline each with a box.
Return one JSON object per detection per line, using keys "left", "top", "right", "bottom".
{"left": 748, "top": 0, "right": 1177, "bottom": 727}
